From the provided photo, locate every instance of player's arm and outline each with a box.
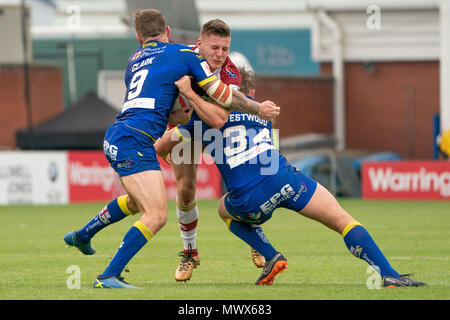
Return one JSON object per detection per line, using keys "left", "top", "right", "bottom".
{"left": 180, "top": 48, "right": 279, "bottom": 121}
{"left": 155, "top": 105, "right": 197, "bottom": 162}
{"left": 154, "top": 127, "right": 185, "bottom": 163}
{"left": 168, "top": 104, "right": 193, "bottom": 125}
{"left": 175, "top": 76, "right": 229, "bottom": 129}
{"left": 198, "top": 76, "right": 279, "bottom": 121}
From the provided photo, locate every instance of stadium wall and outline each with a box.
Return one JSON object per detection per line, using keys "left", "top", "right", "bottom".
{"left": 321, "top": 61, "right": 439, "bottom": 159}
{"left": 254, "top": 74, "right": 334, "bottom": 138}
{"left": 0, "top": 64, "right": 63, "bottom": 149}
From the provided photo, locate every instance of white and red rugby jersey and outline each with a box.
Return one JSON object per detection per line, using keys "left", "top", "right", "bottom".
{"left": 168, "top": 45, "right": 241, "bottom": 128}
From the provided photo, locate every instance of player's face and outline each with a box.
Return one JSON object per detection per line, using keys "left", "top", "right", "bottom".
{"left": 198, "top": 34, "right": 230, "bottom": 72}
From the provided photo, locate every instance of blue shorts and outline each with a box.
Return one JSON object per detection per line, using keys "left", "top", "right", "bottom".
{"left": 224, "top": 164, "right": 317, "bottom": 224}
{"left": 103, "top": 123, "right": 160, "bottom": 177}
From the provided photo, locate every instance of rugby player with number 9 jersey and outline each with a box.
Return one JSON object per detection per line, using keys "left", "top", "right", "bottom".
{"left": 64, "top": 9, "right": 280, "bottom": 289}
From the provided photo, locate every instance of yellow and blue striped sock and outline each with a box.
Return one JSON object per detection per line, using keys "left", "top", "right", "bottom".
{"left": 77, "top": 195, "right": 135, "bottom": 243}
{"left": 342, "top": 221, "right": 400, "bottom": 278}
{"left": 100, "top": 221, "right": 153, "bottom": 278}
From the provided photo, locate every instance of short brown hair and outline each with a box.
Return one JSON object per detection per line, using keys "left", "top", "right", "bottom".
{"left": 134, "top": 9, "right": 167, "bottom": 39}
{"left": 200, "top": 19, "right": 230, "bottom": 38}
{"left": 238, "top": 67, "right": 255, "bottom": 96}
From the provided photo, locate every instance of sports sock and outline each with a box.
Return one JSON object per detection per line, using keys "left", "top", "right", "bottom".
{"left": 100, "top": 220, "right": 153, "bottom": 278}
{"left": 76, "top": 195, "right": 135, "bottom": 243}
{"left": 176, "top": 199, "right": 199, "bottom": 253}
{"left": 227, "top": 219, "right": 277, "bottom": 261}
{"left": 342, "top": 221, "right": 400, "bottom": 278}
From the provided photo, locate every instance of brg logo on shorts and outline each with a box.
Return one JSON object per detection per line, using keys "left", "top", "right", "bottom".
{"left": 259, "top": 184, "right": 295, "bottom": 215}
{"left": 103, "top": 140, "right": 118, "bottom": 161}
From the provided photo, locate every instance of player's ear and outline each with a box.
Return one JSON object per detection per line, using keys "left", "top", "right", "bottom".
{"left": 136, "top": 33, "right": 142, "bottom": 44}
{"left": 166, "top": 25, "right": 171, "bottom": 38}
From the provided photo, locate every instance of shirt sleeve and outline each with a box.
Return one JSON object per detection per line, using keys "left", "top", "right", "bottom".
{"left": 178, "top": 47, "right": 217, "bottom": 87}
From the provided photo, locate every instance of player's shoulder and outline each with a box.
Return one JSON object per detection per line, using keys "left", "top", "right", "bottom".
{"left": 188, "top": 44, "right": 199, "bottom": 52}
{"left": 128, "top": 46, "right": 143, "bottom": 62}
{"left": 171, "top": 43, "right": 205, "bottom": 65}
{"left": 171, "top": 43, "right": 198, "bottom": 54}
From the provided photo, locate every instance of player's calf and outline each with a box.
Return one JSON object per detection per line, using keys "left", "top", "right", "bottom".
{"left": 174, "top": 199, "right": 200, "bottom": 281}
{"left": 66, "top": 195, "right": 138, "bottom": 252}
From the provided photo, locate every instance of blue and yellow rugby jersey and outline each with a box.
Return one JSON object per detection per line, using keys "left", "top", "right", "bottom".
{"left": 116, "top": 40, "right": 216, "bottom": 141}
{"left": 177, "top": 109, "right": 289, "bottom": 196}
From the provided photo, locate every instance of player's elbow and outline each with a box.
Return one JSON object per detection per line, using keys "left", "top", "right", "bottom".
{"left": 209, "top": 110, "right": 229, "bottom": 129}
{"left": 210, "top": 118, "right": 227, "bottom": 129}
{"left": 154, "top": 140, "right": 165, "bottom": 156}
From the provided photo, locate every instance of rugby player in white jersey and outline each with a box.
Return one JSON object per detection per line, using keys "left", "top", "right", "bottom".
{"left": 170, "top": 19, "right": 266, "bottom": 282}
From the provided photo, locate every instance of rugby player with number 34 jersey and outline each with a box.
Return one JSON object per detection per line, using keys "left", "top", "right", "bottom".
{"left": 156, "top": 68, "right": 427, "bottom": 287}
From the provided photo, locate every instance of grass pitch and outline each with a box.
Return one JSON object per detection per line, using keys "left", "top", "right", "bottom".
{"left": 0, "top": 199, "right": 448, "bottom": 300}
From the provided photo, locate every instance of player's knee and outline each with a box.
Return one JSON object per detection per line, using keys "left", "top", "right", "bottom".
{"left": 156, "top": 206, "right": 168, "bottom": 228}
{"left": 139, "top": 199, "right": 168, "bottom": 232}
{"left": 126, "top": 195, "right": 140, "bottom": 214}
{"left": 218, "top": 209, "right": 228, "bottom": 222}
{"left": 323, "top": 207, "right": 355, "bottom": 234}
{"left": 217, "top": 198, "right": 232, "bottom": 223}
{"left": 335, "top": 214, "right": 356, "bottom": 235}
{"left": 155, "top": 214, "right": 168, "bottom": 229}
{"left": 178, "top": 184, "right": 196, "bottom": 205}
{"left": 140, "top": 211, "right": 167, "bottom": 233}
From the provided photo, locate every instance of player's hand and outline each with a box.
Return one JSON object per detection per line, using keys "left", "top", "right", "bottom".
{"left": 161, "top": 152, "right": 172, "bottom": 165}
{"left": 157, "top": 150, "right": 172, "bottom": 165}
{"left": 258, "top": 100, "right": 280, "bottom": 121}
{"left": 154, "top": 139, "right": 172, "bottom": 165}
{"left": 175, "top": 75, "right": 193, "bottom": 97}
{"left": 169, "top": 104, "right": 193, "bottom": 125}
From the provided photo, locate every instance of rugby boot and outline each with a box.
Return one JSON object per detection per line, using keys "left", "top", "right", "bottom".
{"left": 251, "top": 247, "right": 266, "bottom": 268}
{"left": 64, "top": 231, "right": 96, "bottom": 255}
{"left": 255, "top": 252, "right": 287, "bottom": 285}
{"left": 93, "top": 275, "right": 138, "bottom": 289}
{"left": 382, "top": 273, "right": 428, "bottom": 287}
{"left": 175, "top": 250, "right": 200, "bottom": 282}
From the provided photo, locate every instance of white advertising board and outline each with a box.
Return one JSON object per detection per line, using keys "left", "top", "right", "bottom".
{"left": 0, "top": 151, "right": 68, "bottom": 205}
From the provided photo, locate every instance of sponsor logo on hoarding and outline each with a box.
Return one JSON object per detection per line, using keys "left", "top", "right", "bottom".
{"left": 69, "top": 161, "right": 116, "bottom": 192}
{"left": 68, "top": 151, "right": 125, "bottom": 202}
{"left": 0, "top": 152, "right": 67, "bottom": 205}
{"left": 362, "top": 161, "right": 450, "bottom": 200}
